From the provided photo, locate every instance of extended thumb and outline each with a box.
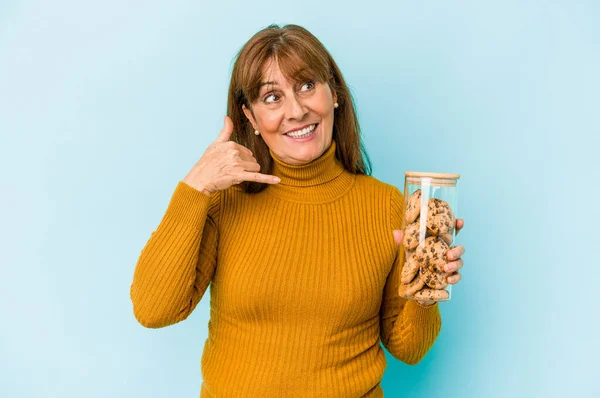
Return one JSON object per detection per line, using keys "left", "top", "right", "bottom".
{"left": 215, "top": 116, "right": 234, "bottom": 142}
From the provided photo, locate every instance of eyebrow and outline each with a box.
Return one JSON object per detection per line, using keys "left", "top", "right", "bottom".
{"left": 259, "top": 81, "right": 278, "bottom": 88}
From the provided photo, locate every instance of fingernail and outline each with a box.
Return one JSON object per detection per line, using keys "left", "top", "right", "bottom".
{"left": 445, "top": 265, "right": 452, "bottom": 272}
{"left": 274, "top": 177, "right": 281, "bottom": 182}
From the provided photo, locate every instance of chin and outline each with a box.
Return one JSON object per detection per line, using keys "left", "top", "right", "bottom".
{"left": 298, "top": 147, "right": 326, "bottom": 164}
{"left": 277, "top": 134, "right": 332, "bottom": 164}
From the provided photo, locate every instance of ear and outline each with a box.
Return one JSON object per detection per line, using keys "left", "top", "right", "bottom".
{"left": 242, "top": 104, "right": 257, "bottom": 130}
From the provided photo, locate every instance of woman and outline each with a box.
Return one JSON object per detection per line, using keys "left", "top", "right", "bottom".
{"left": 130, "top": 24, "right": 466, "bottom": 397}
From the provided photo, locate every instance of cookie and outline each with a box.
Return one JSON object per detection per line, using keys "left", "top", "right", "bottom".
{"left": 415, "top": 236, "right": 450, "bottom": 264}
{"left": 405, "top": 189, "right": 422, "bottom": 224}
{"left": 427, "top": 214, "right": 454, "bottom": 236}
{"left": 419, "top": 258, "right": 448, "bottom": 289}
{"left": 401, "top": 220, "right": 422, "bottom": 250}
{"left": 401, "top": 250, "right": 420, "bottom": 284}
{"left": 398, "top": 273, "right": 426, "bottom": 298}
{"left": 416, "top": 236, "right": 450, "bottom": 289}
{"left": 413, "top": 288, "right": 449, "bottom": 301}
{"left": 426, "top": 198, "right": 455, "bottom": 236}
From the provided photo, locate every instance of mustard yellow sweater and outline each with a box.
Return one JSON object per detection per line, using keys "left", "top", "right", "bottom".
{"left": 130, "top": 140, "right": 442, "bottom": 397}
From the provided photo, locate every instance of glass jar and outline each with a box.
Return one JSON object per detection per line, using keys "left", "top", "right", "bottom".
{"left": 399, "top": 171, "right": 460, "bottom": 303}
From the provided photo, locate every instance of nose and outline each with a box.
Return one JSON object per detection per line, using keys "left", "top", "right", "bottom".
{"left": 285, "top": 93, "right": 308, "bottom": 121}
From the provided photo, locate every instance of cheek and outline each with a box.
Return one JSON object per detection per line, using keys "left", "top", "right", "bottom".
{"left": 316, "top": 93, "right": 335, "bottom": 117}
{"left": 257, "top": 112, "right": 284, "bottom": 132}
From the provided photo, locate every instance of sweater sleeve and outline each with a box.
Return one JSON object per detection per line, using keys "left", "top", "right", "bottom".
{"left": 130, "top": 181, "right": 220, "bottom": 328}
{"left": 379, "top": 186, "right": 442, "bottom": 365}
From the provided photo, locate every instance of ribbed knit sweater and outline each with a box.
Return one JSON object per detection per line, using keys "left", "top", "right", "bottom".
{"left": 130, "top": 140, "right": 442, "bottom": 397}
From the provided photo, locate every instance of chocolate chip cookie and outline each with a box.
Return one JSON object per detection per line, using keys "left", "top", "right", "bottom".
{"left": 426, "top": 198, "right": 455, "bottom": 236}
{"left": 398, "top": 273, "right": 426, "bottom": 298}
{"left": 405, "top": 189, "right": 422, "bottom": 224}
{"left": 415, "top": 236, "right": 450, "bottom": 289}
{"left": 401, "top": 219, "right": 422, "bottom": 250}
{"left": 401, "top": 249, "right": 420, "bottom": 284}
{"left": 413, "top": 288, "right": 450, "bottom": 301}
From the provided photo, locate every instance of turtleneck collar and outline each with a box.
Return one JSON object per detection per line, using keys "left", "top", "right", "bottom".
{"left": 269, "top": 140, "right": 344, "bottom": 187}
{"left": 266, "top": 140, "right": 356, "bottom": 204}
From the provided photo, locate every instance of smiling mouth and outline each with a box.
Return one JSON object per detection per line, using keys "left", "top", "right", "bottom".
{"left": 284, "top": 123, "right": 318, "bottom": 138}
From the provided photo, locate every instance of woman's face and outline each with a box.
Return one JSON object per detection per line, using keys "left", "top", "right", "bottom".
{"left": 242, "top": 59, "right": 337, "bottom": 165}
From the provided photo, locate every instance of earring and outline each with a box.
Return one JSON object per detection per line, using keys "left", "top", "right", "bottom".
{"left": 254, "top": 130, "right": 260, "bottom": 135}
{"left": 334, "top": 102, "right": 339, "bottom": 108}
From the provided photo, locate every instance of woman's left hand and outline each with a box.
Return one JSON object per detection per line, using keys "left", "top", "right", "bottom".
{"left": 392, "top": 219, "right": 465, "bottom": 307}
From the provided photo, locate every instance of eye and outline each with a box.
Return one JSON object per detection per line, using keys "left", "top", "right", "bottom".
{"left": 263, "top": 93, "right": 280, "bottom": 104}
{"left": 300, "top": 80, "right": 315, "bottom": 91}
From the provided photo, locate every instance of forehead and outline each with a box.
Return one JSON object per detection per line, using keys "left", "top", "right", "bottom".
{"left": 259, "top": 60, "right": 291, "bottom": 88}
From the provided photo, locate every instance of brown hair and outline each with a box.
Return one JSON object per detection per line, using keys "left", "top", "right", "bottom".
{"left": 227, "top": 23, "right": 372, "bottom": 193}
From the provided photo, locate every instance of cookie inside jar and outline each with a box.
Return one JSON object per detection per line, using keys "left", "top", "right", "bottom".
{"left": 399, "top": 172, "right": 460, "bottom": 302}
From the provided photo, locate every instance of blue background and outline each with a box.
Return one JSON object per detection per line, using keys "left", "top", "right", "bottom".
{"left": 1, "top": 0, "right": 598, "bottom": 397}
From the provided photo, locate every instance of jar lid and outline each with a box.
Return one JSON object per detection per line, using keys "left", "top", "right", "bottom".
{"left": 405, "top": 171, "right": 460, "bottom": 187}
{"left": 405, "top": 171, "right": 460, "bottom": 179}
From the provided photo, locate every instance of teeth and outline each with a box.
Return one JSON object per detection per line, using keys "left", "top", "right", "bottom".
{"left": 287, "top": 124, "right": 316, "bottom": 138}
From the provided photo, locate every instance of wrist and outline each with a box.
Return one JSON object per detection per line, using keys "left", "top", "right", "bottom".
{"left": 197, "top": 186, "right": 213, "bottom": 196}
{"left": 183, "top": 179, "right": 213, "bottom": 196}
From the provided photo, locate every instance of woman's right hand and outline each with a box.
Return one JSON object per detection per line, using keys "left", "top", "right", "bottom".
{"left": 182, "top": 116, "right": 281, "bottom": 195}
